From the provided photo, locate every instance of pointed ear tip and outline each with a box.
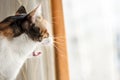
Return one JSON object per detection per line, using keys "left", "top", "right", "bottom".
{"left": 32, "top": 4, "right": 41, "bottom": 11}
{"left": 19, "top": 5, "right": 25, "bottom": 8}
{"left": 16, "top": 5, "right": 27, "bottom": 15}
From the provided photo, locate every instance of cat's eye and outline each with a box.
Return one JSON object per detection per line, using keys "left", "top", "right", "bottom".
{"left": 32, "top": 26, "right": 40, "bottom": 32}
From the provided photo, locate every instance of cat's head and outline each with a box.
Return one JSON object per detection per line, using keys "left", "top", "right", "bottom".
{"left": 0, "top": 5, "right": 49, "bottom": 42}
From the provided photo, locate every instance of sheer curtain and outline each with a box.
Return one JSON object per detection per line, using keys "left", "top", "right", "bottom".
{"left": 0, "top": 0, "right": 55, "bottom": 80}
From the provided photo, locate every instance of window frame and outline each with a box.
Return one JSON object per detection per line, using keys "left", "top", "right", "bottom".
{"left": 51, "top": 0, "right": 69, "bottom": 80}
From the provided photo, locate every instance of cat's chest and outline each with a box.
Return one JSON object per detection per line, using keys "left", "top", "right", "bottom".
{"left": 0, "top": 34, "right": 38, "bottom": 58}
{"left": 0, "top": 34, "right": 38, "bottom": 79}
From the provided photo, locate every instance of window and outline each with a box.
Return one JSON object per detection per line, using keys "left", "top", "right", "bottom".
{"left": 63, "top": 0, "right": 120, "bottom": 80}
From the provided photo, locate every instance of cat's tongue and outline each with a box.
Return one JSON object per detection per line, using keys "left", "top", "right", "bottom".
{"left": 33, "top": 52, "right": 41, "bottom": 56}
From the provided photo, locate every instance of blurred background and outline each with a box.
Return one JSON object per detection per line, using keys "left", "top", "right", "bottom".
{"left": 62, "top": 0, "right": 120, "bottom": 80}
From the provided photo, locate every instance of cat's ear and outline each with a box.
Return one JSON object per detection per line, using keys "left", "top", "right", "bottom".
{"left": 26, "top": 4, "right": 42, "bottom": 22}
{"left": 16, "top": 5, "right": 27, "bottom": 15}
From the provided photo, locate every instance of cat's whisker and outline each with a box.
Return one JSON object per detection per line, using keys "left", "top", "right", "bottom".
{"left": 50, "top": 35, "right": 65, "bottom": 38}
{"left": 52, "top": 44, "right": 65, "bottom": 57}
{"left": 49, "top": 36, "right": 65, "bottom": 41}
{"left": 52, "top": 16, "right": 58, "bottom": 18}
{"left": 52, "top": 41, "right": 62, "bottom": 44}
{"left": 50, "top": 20, "right": 64, "bottom": 24}
{"left": 53, "top": 40, "right": 64, "bottom": 43}
{"left": 53, "top": 43, "right": 65, "bottom": 50}
{"left": 53, "top": 45, "right": 65, "bottom": 49}
{"left": 52, "top": 10, "right": 62, "bottom": 13}
{"left": 52, "top": 15, "right": 62, "bottom": 17}
{"left": 39, "top": 42, "right": 66, "bottom": 58}
{"left": 50, "top": 22, "right": 58, "bottom": 24}
{"left": 52, "top": 16, "right": 62, "bottom": 19}
{"left": 52, "top": 34, "right": 66, "bottom": 36}
{"left": 50, "top": 22, "right": 60, "bottom": 24}
{"left": 53, "top": 14, "right": 63, "bottom": 16}
{"left": 51, "top": 22, "right": 59, "bottom": 24}
{"left": 53, "top": 41, "right": 65, "bottom": 45}
{"left": 50, "top": 36, "right": 65, "bottom": 40}
{"left": 53, "top": 39, "right": 65, "bottom": 42}
{"left": 54, "top": 44, "right": 65, "bottom": 50}
{"left": 54, "top": 46, "right": 65, "bottom": 52}
{"left": 50, "top": 37, "right": 65, "bottom": 39}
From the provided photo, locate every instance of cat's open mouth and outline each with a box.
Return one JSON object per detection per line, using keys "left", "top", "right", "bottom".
{"left": 32, "top": 51, "right": 41, "bottom": 56}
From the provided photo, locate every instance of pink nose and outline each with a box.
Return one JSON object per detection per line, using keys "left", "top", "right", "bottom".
{"left": 44, "top": 32, "right": 49, "bottom": 38}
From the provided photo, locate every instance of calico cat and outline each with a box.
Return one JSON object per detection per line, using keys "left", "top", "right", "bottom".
{"left": 0, "top": 5, "right": 50, "bottom": 80}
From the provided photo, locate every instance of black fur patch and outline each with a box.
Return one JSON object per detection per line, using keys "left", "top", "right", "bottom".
{"left": 0, "top": 5, "right": 49, "bottom": 41}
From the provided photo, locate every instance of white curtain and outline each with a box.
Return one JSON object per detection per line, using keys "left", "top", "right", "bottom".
{"left": 0, "top": 0, "right": 55, "bottom": 80}
{"left": 63, "top": 0, "right": 120, "bottom": 80}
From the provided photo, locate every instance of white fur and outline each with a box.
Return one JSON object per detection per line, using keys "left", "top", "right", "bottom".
{"left": 0, "top": 34, "right": 39, "bottom": 80}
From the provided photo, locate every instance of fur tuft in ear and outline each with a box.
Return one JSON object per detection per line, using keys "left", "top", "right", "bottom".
{"left": 26, "top": 4, "right": 42, "bottom": 22}
{"left": 16, "top": 5, "right": 27, "bottom": 15}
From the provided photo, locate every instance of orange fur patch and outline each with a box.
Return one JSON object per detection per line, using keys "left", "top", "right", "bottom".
{"left": 2, "top": 28, "right": 14, "bottom": 38}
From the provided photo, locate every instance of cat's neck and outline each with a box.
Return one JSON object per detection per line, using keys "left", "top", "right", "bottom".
{"left": 0, "top": 33, "right": 39, "bottom": 57}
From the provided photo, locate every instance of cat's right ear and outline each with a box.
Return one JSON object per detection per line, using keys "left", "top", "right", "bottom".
{"left": 15, "top": 6, "right": 27, "bottom": 15}
{"left": 26, "top": 4, "right": 42, "bottom": 23}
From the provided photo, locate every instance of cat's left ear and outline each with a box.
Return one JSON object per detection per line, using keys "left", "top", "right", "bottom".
{"left": 16, "top": 5, "right": 27, "bottom": 15}
{"left": 26, "top": 4, "right": 42, "bottom": 22}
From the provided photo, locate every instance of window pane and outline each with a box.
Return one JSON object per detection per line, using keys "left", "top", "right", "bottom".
{"left": 63, "top": 0, "right": 119, "bottom": 80}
